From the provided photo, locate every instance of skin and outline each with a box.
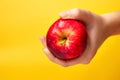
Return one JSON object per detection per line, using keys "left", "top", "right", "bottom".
{"left": 40, "top": 8, "right": 120, "bottom": 67}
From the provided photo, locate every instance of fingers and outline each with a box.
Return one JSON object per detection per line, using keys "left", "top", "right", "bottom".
{"left": 43, "top": 48, "right": 70, "bottom": 67}
{"left": 59, "top": 8, "right": 94, "bottom": 25}
{"left": 40, "top": 36, "right": 70, "bottom": 67}
{"left": 40, "top": 36, "right": 92, "bottom": 67}
{"left": 40, "top": 36, "right": 47, "bottom": 48}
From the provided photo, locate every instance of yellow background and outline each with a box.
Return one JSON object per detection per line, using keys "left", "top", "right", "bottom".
{"left": 0, "top": 0, "right": 120, "bottom": 80}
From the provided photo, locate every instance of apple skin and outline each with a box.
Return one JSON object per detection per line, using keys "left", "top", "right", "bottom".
{"left": 46, "top": 19, "right": 87, "bottom": 60}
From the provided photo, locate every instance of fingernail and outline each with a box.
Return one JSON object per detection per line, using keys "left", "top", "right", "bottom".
{"left": 40, "top": 36, "right": 43, "bottom": 41}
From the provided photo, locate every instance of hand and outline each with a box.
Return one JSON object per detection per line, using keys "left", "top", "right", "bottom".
{"left": 40, "top": 8, "right": 107, "bottom": 67}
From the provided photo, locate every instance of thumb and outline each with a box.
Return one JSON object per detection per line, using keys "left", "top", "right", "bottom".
{"left": 59, "top": 8, "right": 93, "bottom": 25}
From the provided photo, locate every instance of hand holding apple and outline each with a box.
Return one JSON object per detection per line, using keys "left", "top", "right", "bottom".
{"left": 40, "top": 8, "right": 108, "bottom": 67}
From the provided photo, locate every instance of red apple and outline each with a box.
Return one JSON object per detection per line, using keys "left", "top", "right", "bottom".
{"left": 46, "top": 19, "right": 87, "bottom": 60}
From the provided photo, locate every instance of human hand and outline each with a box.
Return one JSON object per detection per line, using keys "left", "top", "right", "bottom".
{"left": 40, "top": 8, "right": 108, "bottom": 67}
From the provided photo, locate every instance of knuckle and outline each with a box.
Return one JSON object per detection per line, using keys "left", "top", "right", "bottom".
{"left": 71, "top": 8, "right": 82, "bottom": 19}
{"left": 73, "top": 8, "right": 81, "bottom": 14}
{"left": 73, "top": 8, "right": 80, "bottom": 11}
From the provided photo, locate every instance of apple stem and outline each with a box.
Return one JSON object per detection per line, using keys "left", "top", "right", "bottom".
{"left": 59, "top": 37, "right": 67, "bottom": 46}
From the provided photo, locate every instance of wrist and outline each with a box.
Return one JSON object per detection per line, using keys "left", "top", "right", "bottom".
{"left": 102, "top": 12, "right": 120, "bottom": 37}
